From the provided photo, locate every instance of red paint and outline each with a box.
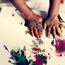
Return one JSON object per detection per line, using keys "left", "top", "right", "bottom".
{"left": 35, "top": 15, "right": 41, "bottom": 20}
{"left": 31, "top": 30, "right": 34, "bottom": 36}
{"left": 38, "top": 33, "right": 41, "bottom": 38}
{"left": 35, "top": 31, "right": 39, "bottom": 38}
{"left": 22, "top": 12, "right": 30, "bottom": 18}
{"left": 23, "top": 1, "right": 27, "bottom": 6}
{"left": 41, "top": 31, "right": 43, "bottom": 35}
{"left": 26, "top": 14, "right": 30, "bottom": 18}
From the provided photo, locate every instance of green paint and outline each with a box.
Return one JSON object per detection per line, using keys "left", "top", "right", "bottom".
{"left": 58, "top": 25, "right": 61, "bottom": 29}
{"left": 50, "top": 15, "right": 56, "bottom": 22}
{"left": 9, "top": 57, "right": 13, "bottom": 59}
{"left": 23, "top": 46, "right": 26, "bottom": 50}
{"left": 57, "top": 42, "right": 58, "bottom": 45}
{"left": 29, "top": 62, "right": 33, "bottom": 65}
{"left": 8, "top": 60, "right": 15, "bottom": 64}
{"left": 16, "top": 55, "right": 26, "bottom": 64}
{"left": 61, "top": 41, "right": 63, "bottom": 44}
{"left": 29, "top": 59, "right": 33, "bottom": 63}
{"left": 34, "top": 19, "right": 40, "bottom": 27}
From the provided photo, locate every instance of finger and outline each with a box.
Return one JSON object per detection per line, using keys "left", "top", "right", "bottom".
{"left": 39, "top": 24, "right": 43, "bottom": 35}
{"left": 43, "top": 23, "right": 47, "bottom": 30}
{"left": 38, "top": 18, "right": 43, "bottom": 35}
{"left": 34, "top": 19, "right": 42, "bottom": 38}
{"left": 60, "top": 24, "right": 65, "bottom": 29}
{"left": 41, "top": 29, "right": 43, "bottom": 35}
{"left": 60, "top": 28, "right": 63, "bottom": 33}
{"left": 56, "top": 26, "right": 62, "bottom": 37}
{"left": 34, "top": 19, "right": 40, "bottom": 27}
{"left": 38, "top": 28, "right": 41, "bottom": 38}
{"left": 47, "top": 26, "right": 51, "bottom": 38}
{"left": 53, "top": 26, "right": 57, "bottom": 38}
{"left": 33, "top": 26, "right": 39, "bottom": 38}
{"left": 30, "top": 26, "right": 34, "bottom": 36}
{"left": 37, "top": 26, "right": 41, "bottom": 38}
{"left": 58, "top": 25, "right": 63, "bottom": 33}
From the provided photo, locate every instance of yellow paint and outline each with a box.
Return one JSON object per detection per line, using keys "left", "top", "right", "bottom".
{"left": 61, "top": 29, "right": 63, "bottom": 33}
{"left": 44, "top": 24, "right": 47, "bottom": 30}
{"left": 47, "top": 32, "right": 50, "bottom": 38}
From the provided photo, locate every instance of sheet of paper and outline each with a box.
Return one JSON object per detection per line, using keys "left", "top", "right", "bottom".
{"left": 0, "top": 7, "right": 65, "bottom": 65}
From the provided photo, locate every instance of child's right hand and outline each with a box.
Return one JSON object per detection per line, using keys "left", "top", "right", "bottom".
{"left": 10, "top": 0, "right": 43, "bottom": 38}
{"left": 27, "top": 12, "right": 43, "bottom": 38}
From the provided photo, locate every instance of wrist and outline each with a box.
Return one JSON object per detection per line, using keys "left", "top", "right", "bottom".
{"left": 25, "top": 11, "right": 34, "bottom": 21}
{"left": 46, "top": 14, "right": 58, "bottom": 22}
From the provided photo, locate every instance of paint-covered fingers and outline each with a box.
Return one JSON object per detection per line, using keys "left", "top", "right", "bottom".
{"left": 30, "top": 25, "right": 34, "bottom": 36}
{"left": 41, "top": 28, "right": 43, "bottom": 35}
{"left": 34, "top": 27, "right": 39, "bottom": 38}
{"left": 47, "top": 27, "right": 51, "bottom": 38}
{"left": 34, "top": 19, "right": 43, "bottom": 38}
{"left": 36, "top": 26, "right": 41, "bottom": 38}
{"left": 60, "top": 28, "right": 63, "bottom": 33}
{"left": 60, "top": 24, "right": 65, "bottom": 29}
{"left": 56, "top": 26, "right": 62, "bottom": 37}
{"left": 43, "top": 23, "right": 47, "bottom": 30}
{"left": 38, "top": 23, "right": 43, "bottom": 38}
{"left": 38, "top": 18, "right": 43, "bottom": 35}
{"left": 39, "top": 24, "right": 43, "bottom": 35}
{"left": 38, "top": 28, "right": 42, "bottom": 38}
{"left": 53, "top": 26, "right": 57, "bottom": 38}
{"left": 58, "top": 25, "right": 63, "bottom": 33}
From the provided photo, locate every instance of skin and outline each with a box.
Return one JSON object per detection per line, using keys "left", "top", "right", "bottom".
{"left": 43, "top": 0, "right": 65, "bottom": 38}
{"left": 10, "top": 0, "right": 65, "bottom": 38}
{"left": 10, "top": 0, "right": 43, "bottom": 38}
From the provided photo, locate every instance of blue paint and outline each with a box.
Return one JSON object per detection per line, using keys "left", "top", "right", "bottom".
{"left": 51, "top": 40, "right": 54, "bottom": 46}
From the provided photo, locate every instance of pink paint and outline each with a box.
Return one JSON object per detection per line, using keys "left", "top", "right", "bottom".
{"left": 54, "top": 38, "right": 65, "bottom": 51}
{"left": 33, "top": 55, "right": 47, "bottom": 65}
{"left": 32, "top": 51, "right": 36, "bottom": 54}
{"left": 61, "top": 0, "right": 64, "bottom": 4}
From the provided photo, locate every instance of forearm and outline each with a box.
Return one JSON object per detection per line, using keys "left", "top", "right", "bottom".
{"left": 10, "top": 0, "right": 33, "bottom": 20}
{"left": 48, "top": 0, "right": 61, "bottom": 17}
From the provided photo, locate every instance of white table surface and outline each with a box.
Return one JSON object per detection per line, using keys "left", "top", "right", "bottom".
{"left": 0, "top": 7, "right": 65, "bottom": 65}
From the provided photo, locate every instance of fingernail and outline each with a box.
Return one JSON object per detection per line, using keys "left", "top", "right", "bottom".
{"left": 44, "top": 24, "right": 47, "bottom": 30}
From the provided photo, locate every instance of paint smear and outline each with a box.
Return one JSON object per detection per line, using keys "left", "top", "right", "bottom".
{"left": 54, "top": 37, "right": 65, "bottom": 57}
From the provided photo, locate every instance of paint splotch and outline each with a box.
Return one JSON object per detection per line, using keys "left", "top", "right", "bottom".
{"left": 54, "top": 38, "right": 65, "bottom": 57}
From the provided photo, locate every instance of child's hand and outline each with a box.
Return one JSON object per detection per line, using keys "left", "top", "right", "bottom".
{"left": 43, "top": 16, "right": 65, "bottom": 38}
{"left": 28, "top": 13, "right": 43, "bottom": 38}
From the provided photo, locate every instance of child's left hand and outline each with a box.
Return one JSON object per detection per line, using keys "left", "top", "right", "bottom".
{"left": 43, "top": 16, "right": 65, "bottom": 38}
